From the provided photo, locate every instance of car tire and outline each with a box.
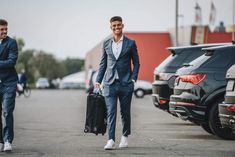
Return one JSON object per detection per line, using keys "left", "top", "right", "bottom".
{"left": 208, "top": 98, "right": 235, "bottom": 140}
{"left": 134, "top": 89, "right": 145, "bottom": 98}
{"left": 201, "top": 122, "right": 214, "bottom": 135}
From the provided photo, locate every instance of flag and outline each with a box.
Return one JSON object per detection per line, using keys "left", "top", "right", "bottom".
{"left": 195, "top": 2, "right": 202, "bottom": 25}
{"left": 209, "top": 1, "right": 216, "bottom": 25}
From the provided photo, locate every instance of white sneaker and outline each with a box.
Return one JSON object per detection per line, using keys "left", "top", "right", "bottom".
{"left": 3, "top": 141, "right": 12, "bottom": 152}
{"left": 0, "top": 143, "right": 3, "bottom": 152}
{"left": 104, "top": 139, "right": 115, "bottom": 150}
{"left": 119, "top": 136, "right": 128, "bottom": 148}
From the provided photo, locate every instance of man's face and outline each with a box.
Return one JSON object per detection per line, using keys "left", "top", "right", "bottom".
{"left": 0, "top": 25, "right": 7, "bottom": 40}
{"left": 110, "top": 21, "right": 124, "bottom": 36}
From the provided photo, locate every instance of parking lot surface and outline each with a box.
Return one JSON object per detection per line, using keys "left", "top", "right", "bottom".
{"left": 1, "top": 90, "right": 234, "bottom": 157}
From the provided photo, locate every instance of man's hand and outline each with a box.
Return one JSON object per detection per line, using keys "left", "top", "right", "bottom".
{"left": 95, "top": 82, "right": 101, "bottom": 89}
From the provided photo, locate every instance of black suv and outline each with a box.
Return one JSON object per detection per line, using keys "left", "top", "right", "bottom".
{"left": 152, "top": 44, "right": 227, "bottom": 111}
{"left": 169, "top": 44, "right": 235, "bottom": 139}
{"left": 219, "top": 64, "right": 235, "bottom": 131}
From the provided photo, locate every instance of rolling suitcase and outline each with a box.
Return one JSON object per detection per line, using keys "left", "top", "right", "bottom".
{"left": 84, "top": 91, "right": 107, "bottom": 135}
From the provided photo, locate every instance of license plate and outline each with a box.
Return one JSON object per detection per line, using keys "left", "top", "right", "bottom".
{"left": 226, "top": 81, "right": 234, "bottom": 91}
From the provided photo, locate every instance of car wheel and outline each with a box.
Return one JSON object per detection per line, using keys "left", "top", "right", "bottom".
{"left": 134, "top": 89, "right": 145, "bottom": 98}
{"left": 208, "top": 98, "right": 235, "bottom": 140}
{"left": 201, "top": 122, "right": 214, "bottom": 135}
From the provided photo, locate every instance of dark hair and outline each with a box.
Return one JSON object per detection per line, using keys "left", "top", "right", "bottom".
{"left": 110, "top": 16, "right": 122, "bottom": 23}
{"left": 0, "top": 19, "right": 8, "bottom": 25}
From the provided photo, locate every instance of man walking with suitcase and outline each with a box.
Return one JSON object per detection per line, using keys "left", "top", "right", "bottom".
{"left": 96, "top": 16, "right": 140, "bottom": 150}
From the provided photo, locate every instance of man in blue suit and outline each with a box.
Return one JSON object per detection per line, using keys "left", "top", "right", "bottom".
{"left": 96, "top": 16, "right": 140, "bottom": 150}
{"left": 0, "top": 19, "right": 18, "bottom": 152}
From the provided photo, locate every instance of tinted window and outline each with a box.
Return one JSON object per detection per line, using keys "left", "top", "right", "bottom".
{"left": 182, "top": 49, "right": 204, "bottom": 63}
{"left": 156, "top": 55, "right": 174, "bottom": 70}
{"left": 202, "top": 49, "right": 235, "bottom": 68}
{"left": 158, "top": 49, "right": 203, "bottom": 69}
{"left": 189, "top": 54, "right": 211, "bottom": 68}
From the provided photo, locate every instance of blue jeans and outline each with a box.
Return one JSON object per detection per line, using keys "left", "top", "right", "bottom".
{"left": 0, "top": 83, "right": 16, "bottom": 143}
{"left": 103, "top": 80, "right": 134, "bottom": 141}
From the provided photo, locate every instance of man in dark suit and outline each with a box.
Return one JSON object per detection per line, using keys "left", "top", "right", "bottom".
{"left": 0, "top": 19, "right": 18, "bottom": 152}
{"left": 96, "top": 16, "right": 140, "bottom": 150}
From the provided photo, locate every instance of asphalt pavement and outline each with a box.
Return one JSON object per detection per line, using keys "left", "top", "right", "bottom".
{"left": 0, "top": 90, "right": 234, "bottom": 157}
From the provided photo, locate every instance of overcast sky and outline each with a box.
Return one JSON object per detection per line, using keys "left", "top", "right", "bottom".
{"left": 1, "top": 0, "right": 234, "bottom": 59}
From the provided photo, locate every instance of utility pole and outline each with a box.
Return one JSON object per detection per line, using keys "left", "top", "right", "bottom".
{"left": 233, "top": 0, "right": 235, "bottom": 41}
{"left": 176, "top": 0, "right": 179, "bottom": 46}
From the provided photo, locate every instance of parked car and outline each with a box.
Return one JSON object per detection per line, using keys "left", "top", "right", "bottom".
{"left": 152, "top": 43, "right": 227, "bottom": 112}
{"left": 134, "top": 80, "right": 152, "bottom": 98}
{"left": 86, "top": 71, "right": 152, "bottom": 98}
{"left": 219, "top": 64, "right": 235, "bottom": 131}
{"left": 35, "top": 78, "right": 50, "bottom": 89}
{"left": 169, "top": 44, "right": 235, "bottom": 139}
{"left": 59, "top": 71, "right": 86, "bottom": 89}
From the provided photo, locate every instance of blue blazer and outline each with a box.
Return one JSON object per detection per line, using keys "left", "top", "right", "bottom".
{"left": 96, "top": 36, "right": 140, "bottom": 86}
{"left": 0, "top": 36, "right": 18, "bottom": 86}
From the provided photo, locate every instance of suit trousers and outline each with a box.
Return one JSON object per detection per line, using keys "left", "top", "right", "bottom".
{"left": 0, "top": 82, "right": 16, "bottom": 143}
{"left": 104, "top": 80, "right": 134, "bottom": 141}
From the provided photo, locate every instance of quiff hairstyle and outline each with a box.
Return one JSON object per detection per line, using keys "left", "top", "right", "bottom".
{"left": 110, "top": 16, "right": 122, "bottom": 23}
{"left": 0, "top": 19, "right": 8, "bottom": 25}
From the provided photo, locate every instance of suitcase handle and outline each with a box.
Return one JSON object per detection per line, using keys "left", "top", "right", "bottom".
{"left": 93, "top": 88, "right": 102, "bottom": 95}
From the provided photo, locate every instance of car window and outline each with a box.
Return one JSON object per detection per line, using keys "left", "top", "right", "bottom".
{"left": 202, "top": 49, "right": 235, "bottom": 68}
{"left": 157, "top": 49, "right": 203, "bottom": 70}
{"left": 156, "top": 55, "right": 174, "bottom": 70}
{"left": 182, "top": 49, "right": 204, "bottom": 63}
{"left": 189, "top": 54, "right": 211, "bottom": 68}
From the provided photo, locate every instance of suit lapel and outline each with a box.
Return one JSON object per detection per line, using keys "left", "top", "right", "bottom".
{"left": 0, "top": 39, "right": 7, "bottom": 56}
{"left": 107, "top": 39, "right": 116, "bottom": 60}
{"left": 118, "top": 36, "right": 128, "bottom": 59}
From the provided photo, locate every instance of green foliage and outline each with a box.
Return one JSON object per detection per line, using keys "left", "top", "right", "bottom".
{"left": 16, "top": 49, "right": 36, "bottom": 83}
{"left": 62, "top": 58, "right": 84, "bottom": 75}
{"left": 14, "top": 38, "right": 84, "bottom": 84}
{"left": 14, "top": 37, "right": 25, "bottom": 53}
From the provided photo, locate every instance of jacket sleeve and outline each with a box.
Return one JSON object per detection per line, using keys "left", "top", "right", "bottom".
{"left": 0, "top": 39, "right": 18, "bottom": 68}
{"left": 96, "top": 41, "right": 107, "bottom": 84}
{"left": 131, "top": 41, "right": 140, "bottom": 81}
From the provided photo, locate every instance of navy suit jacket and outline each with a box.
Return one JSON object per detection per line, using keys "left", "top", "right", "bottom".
{"left": 0, "top": 36, "right": 18, "bottom": 86}
{"left": 96, "top": 36, "right": 140, "bottom": 86}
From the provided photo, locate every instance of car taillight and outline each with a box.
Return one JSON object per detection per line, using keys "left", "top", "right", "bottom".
{"left": 159, "top": 99, "right": 167, "bottom": 104}
{"left": 179, "top": 74, "right": 206, "bottom": 85}
{"left": 156, "top": 73, "right": 175, "bottom": 81}
{"left": 226, "top": 105, "right": 235, "bottom": 111}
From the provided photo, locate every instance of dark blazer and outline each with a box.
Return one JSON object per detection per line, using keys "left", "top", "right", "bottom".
{"left": 96, "top": 36, "right": 140, "bottom": 86}
{"left": 0, "top": 36, "right": 18, "bottom": 86}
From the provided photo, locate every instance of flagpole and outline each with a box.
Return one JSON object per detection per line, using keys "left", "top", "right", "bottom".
{"left": 233, "top": 0, "right": 235, "bottom": 41}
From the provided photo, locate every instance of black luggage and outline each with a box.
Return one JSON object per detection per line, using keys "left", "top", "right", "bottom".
{"left": 84, "top": 92, "right": 107, "bottom": 135}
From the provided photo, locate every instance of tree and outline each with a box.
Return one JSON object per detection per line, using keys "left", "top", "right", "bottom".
{"left": 33, "top": 51, "right": 66, "bottom": 80}
{"left": 14, "top": 37, "right": 85, "bottom": 85}
{"left": 14, "top": 37, "right": 25, "bottom": 53}
{"left": 62, "top": 58, "right": 84, "bottom": 75}
{"left": 16, "top": 49, "right": 35, "bottom": 83}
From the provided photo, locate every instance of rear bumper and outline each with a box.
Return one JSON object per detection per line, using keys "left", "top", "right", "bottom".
{"left": 152, "top": 81, "right": 172, "bottom": 110}
{"left": 152, "top": 94, "right": 169, "bottom": 110}
{"left": 169, "top": 94, "right": 206, "bottom": 124}
{"left": 219, "top": 103, "right": 235, "bottom": 130}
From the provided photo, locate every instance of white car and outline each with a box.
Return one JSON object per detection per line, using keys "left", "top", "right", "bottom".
{"left": 87, "top": 70, "right": 152, "bottom": 98}
{"left": 134, "top": 80, "right": 152, "bottom": 98}
{"left": 35, "top": 78, "right": 50, "bottom": 89}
